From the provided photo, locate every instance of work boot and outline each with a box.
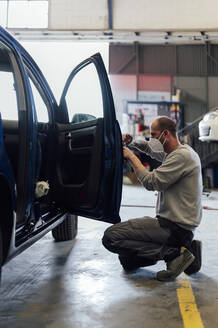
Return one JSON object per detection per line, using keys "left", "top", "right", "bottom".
{"left": 156, "top": 248, "right": 195, "bottom": 282}
{"left": 118, "top": 255, "right": 157, "bottom": 272}
{"left": 184, "top": 240, "right": 202, "bottom": 275}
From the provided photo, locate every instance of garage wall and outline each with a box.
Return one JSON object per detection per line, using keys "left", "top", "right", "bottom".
{"left": 49, "top": 0, "right": 108, "bottom": 30}
{"left": 109, "top": 44, "right": 216, "bottom": 76}
{"left": 48, "top": 0, "right": 218, "bottom": 31}
{"left": 174, "top": 77, "right": 208, "bottom": 123}
{"left": 109, "top": 75, "right": 136, "bottom": 124}
{"left": 208, "top": 77, "right": 218, "bottom": 110}
{"left": 138, "top": 76, "right": 171, "bottom": 93}
{"left": 109, "top": 74, "right": 172, "bottom": 125}
{"left": 113, "top": 0, "right": 218, "bottom": 31}
{"left": 109, "top": 43, "right": 218, "bottom": 125}
{"left": 110, "top": 74, "right": 209, "bottom": 125}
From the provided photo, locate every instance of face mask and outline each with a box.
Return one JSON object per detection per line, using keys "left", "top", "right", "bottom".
{"left": 146, "top": 131, "right": 166, "bottom": 162}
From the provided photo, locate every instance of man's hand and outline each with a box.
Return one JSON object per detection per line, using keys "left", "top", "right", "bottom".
{"left": 122, "top": 134, "right": 133, "bottom": 146}
{"left": 123, "top": 146, "right": 135, "bottom": 160}
{"left": 123, "top": 146, "right": 148, "bottom": 175}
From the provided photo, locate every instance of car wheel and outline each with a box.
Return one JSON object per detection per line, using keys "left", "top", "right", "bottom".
{"left": 52, "top": 214, "right": 78, "bottom": 242}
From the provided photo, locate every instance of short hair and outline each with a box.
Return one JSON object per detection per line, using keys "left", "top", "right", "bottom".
{"left": 154, "top": 116, "right": 177, "bottom": 137}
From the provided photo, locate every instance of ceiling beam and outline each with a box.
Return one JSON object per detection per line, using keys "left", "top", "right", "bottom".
{"left": 7, "top": 28, "right": 218, "bottom": 44}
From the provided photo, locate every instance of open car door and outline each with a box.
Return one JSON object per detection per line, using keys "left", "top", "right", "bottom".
{"left": 52, "top": 53, "right": 123, "bottom": 224}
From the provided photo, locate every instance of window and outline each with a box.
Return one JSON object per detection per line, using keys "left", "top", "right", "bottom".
{"left": 0, "top": 0, "right": 48, "bottom": 28}
{"left": 0, "top": 45, "right": 18, "bottom": 120}
{"left": 65, "top": 63, "right": 103, "bottom": 123}
{"left": 0, "top": 43, "right": 49, "bottom": 122}
{"left": 0, "top": 70, "right": 18, "bottom": 120}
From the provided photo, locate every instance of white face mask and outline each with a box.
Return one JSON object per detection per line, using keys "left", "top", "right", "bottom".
{"left": 146, "top": 131, "right": 166, "bottom": 162}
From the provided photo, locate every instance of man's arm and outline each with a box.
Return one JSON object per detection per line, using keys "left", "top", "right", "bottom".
{"left": 124, "top": 146, "right": 190, "bottom": 192}
{"left": 122, "top": 134, "right": 165, "bottom": 163}
{"left": 123, "top": 146, "right": 148, "bottom": 176}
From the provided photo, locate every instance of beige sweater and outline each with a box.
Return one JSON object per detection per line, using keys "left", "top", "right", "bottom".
{"left": 135, "top": 143, "right": 203, "bottom": 231}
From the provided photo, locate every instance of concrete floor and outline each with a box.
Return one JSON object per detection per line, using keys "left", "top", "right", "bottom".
{"left": 1, "top": 183, "right": 218, "bottom": 328}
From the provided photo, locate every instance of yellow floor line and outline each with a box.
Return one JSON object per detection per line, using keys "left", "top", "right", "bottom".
{"left": 177, "top": 275, "right": 204, "bottom": 328}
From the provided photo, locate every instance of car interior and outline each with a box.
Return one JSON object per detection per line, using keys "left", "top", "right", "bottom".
{"left": 0, "top": 44, "right": 110, "bottom": 223}
{"left": 0, "top": 45, "right": 53, "bottom": 219}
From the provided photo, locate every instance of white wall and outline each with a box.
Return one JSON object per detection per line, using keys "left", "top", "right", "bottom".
{"left": 49, "top": 0, "right": 218, "bottom": 31}
{"left": 21, "top": 41, "right": 109, "bottom": 103}
{"left": 49, "top": 0, "right": 108, "bottom": 30}
{"left": 109, "top": 75, "right": 137, "bottom": 124}
{"left": 113, "top": 0, "right": 218, "bottom": 31}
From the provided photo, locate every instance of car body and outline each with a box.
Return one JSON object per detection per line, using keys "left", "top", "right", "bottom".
{"left": 0, "top": 26, "right": 123, "bottom": 279}
{"left": 199, "top": 110, "right": 218, "bottom": 141}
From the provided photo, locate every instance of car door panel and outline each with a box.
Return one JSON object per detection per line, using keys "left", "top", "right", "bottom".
{"left": 52, "top": 53, "right": 123, "bottom": 224}
{"left": 55, "top": 118, "right": 103, "bottom": 209}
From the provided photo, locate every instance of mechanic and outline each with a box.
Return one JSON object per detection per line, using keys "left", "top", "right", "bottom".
{"left": 102, "top": 116, "right": 203, "bottom": 281}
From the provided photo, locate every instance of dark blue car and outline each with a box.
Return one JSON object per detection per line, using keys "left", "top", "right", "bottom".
{"left": 0, "top": 26, "right": 123, "bottom": 280}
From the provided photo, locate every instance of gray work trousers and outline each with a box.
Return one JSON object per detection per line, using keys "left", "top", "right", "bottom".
{"left": 102, "top": 217, "right": 182, "bottom": 262}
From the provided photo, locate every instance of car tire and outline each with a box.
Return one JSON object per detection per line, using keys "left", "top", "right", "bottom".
{"left": 52, "top": 214, "right": 78, "bottom": 242}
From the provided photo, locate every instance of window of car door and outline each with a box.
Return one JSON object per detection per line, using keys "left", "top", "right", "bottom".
{"left": 0, "top": 43, "right": 22, "bottom": 179}
{"left": 65, "top": 63, "right": 103, "bottom": 123}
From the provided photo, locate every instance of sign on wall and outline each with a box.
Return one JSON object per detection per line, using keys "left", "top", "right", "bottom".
{"left": 138, "top": 91, "right": 171, "bottom": 102}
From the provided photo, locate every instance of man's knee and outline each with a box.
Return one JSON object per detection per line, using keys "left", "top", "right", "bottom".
{"left": 102, "top": 225, "right": 114, "bottom": 251}
{"left": 102, "top": 232, "right": 110, "bottom": 249}
{"left": 102, "top": 223, "right": 125, "bottom": 254}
